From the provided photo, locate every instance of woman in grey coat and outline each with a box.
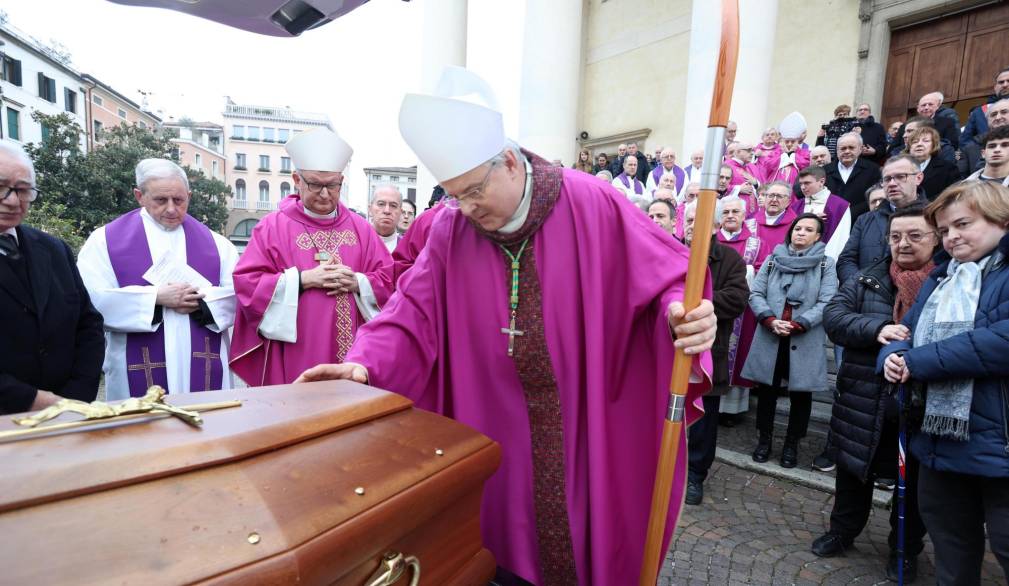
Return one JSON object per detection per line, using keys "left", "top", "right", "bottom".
{"left": 742, "top": 213, "right": 839, "bottom": 468}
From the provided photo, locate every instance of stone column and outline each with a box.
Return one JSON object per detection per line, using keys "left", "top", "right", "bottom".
{"left": 518, "top": 0, "right": 584, "bottom": 165}
{"left": 417, "top": 0, "right": 468, "bottom": 207}
{"left": 681, "top": 0, "right": 779, "bottom": 154}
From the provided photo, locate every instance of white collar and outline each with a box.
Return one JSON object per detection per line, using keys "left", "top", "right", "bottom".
{"left": 720, "top": 227, "right": 742, "bottom": 240}
{"left": 764, "top": 209, "right": 786, "bottom": 224}
{"left": 140, "top": 208, "right": 182, "bottom": 232}
{"left": 838, "top": 159, "right": 855, "bottom": 172}
{"left": 379, "top": 231, "right": 398, "bottom": 244}
{"left": 919, "top": 157, "right": 931, "bottom": 172}
{"left": 732, "top": 157, "right": 745, "bottom": 166}
{"left": 3, "top": 226, "right": 16, "bottom": 244}
{"left": 302, "top": 205, "right": 338, "bottom": 220}
{"left": 498, "top": 157, "right": 535, "bottom": 234}
{"left": 807, "top": 188, "right": 830, "bottom": 204}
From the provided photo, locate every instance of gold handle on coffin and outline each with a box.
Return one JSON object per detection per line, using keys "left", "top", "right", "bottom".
{"left": 364, "top": 551, "right": 421, "bottom": 586}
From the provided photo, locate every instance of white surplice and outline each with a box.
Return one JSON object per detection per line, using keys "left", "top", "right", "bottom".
{"left": 77, "top": 209, "right": 239, "bottom": 400}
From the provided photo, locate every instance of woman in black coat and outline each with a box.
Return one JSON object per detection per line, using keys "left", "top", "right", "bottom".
{"left": 905, "top": 126, "right": 960, "bottom": 200}
{"left": 811, "top": 205, "right": 936, "bottom": 580}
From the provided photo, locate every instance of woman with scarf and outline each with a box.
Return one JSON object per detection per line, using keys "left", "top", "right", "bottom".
{"left": 881, "top": 181, "right": 1009, "bottom": 584}
{"left": 742, "top": 213, "right": 839, "bottom": 468}
{"left": 811, "top": 205, "right": 935, "bottom": 581}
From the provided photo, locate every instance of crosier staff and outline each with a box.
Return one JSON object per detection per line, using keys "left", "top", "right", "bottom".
{"left": 639, "top": 1, "right": 740, "bottom": 583}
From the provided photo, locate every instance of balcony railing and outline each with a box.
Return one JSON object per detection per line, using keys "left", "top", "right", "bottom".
{"left": 256, "top": 200, "right": 273, "bottom": 211}
{"left": 233, "top": 199, "right": 248, "bottom": 209}
{"left": 233, "top": 165, "right": 247, "bottom": 171}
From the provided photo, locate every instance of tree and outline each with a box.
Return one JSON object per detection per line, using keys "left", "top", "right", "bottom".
{"left": 23, "top": 112, "right": 229, "bottom": 250}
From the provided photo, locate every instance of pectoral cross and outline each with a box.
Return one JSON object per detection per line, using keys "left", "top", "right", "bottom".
{"left": 500, "top": 313, "right": 524, "bottom": 357}
{"left": 314, "top": 251, "right": 331, "bottom": 264}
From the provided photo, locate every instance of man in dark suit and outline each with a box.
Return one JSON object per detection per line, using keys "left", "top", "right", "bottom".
{"left": 0, "top": 142, "right": 104, "bottom": 415}
{"left": 853, "top": 103, "right": 887, "bottom": 165}
{"left": 824, "top": 132, "right": 881, "bottom": 220}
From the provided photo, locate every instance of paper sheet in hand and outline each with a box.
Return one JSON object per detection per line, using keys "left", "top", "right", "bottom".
{"left": 143, "top": 253, "right": 213, "bottom": 289}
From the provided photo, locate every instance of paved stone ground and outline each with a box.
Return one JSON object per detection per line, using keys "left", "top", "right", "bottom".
{"left": 657, "top": 461, "right": 1005, "bottom": 585}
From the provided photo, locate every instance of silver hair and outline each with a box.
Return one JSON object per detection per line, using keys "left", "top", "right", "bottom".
{"left": 0, "top": 141, "right": 36, "bottom": 186}
{"left": 685, "top": 197, "right": 725, "bottom": 229}
{"left": 595, "top": 170, "right": 613, "bottom": 182}
{"left": 838, "top": 132, "right": 863, "bottom": 147}
{"left": 486, "top": 140, "right": 525, "bottom": 167}
{"left": 135, "top": 158, "right": 189, "bottom": 193}
{"left": 629, "top": 195, "right": 651, "bottom": 212}
{"left": 370, "top": 183, "right": 403, "bottom": 204}
{"left": 652, "top": 188, "right": 676, "bottom": 200}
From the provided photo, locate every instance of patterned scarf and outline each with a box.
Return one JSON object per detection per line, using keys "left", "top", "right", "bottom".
{"left": 889, "top": 260, "right": 934, "bottom": 323}
{"left": 914, "top": 256, "right": 989, "bottom": 440}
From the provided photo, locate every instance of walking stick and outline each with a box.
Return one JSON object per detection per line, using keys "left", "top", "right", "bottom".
{"left": 896, "top": 383, "right": 907, "bottom": 586}
{"left": 639, "top": 1, "right": 739, "bottom": 583}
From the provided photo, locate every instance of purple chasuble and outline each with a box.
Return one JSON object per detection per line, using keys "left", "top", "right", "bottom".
{"left": 105, "top": 209, "right": 222, "bottom": 396}
{"left": 789, "top": 194, "right": 849, "bottom": 243}
{"left": 650, "top": 164, "right": 685, "bottom": 193}
{"left": 617, "top": 173, "right": 644, "bottom": 195}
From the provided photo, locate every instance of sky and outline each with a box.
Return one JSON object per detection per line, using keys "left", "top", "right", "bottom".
{"left": 1, "top": 0, "right": 525, "bottom": 209}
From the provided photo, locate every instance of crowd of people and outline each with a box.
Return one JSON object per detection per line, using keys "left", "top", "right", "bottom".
{"left": 567, "top": 66, "right": 1009, "bottom": 584}
{"left": 2, "top": 63, "right": 1009, "bottom": 584}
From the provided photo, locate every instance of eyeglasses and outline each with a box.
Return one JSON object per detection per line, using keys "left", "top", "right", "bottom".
{"left": 765, "top": 193, "right": 789, "bottom": 200}
{"left": 1, "top": 185, "right": 39, "bottom": 203}
{"left": 888, "top": 231, "right": 935, "bottom": 244}
{"left": 881, "top": 173, "right": 915, "bottom": 184}
{"left": 302, "top": 180, "right": 343, "bottom": 194}
{"left": 444, "top": 161, "right": 497, "bottom": 208}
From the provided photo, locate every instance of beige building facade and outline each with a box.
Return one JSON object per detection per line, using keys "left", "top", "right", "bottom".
{"left": 82, "top": 74, "right": 161, "bottom": 150}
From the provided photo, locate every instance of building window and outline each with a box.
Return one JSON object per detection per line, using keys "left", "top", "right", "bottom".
{"left": 93, "top": 119, "right": 104, "bottom": 140}
{"left": 372, "top": 174, "right": 382, "bottom": 181}
{"left": 64, "top": 89, "right": 77, "bottom": 114}
{"left": 408, "top": 177, "right": 416, "bottom": 184}
{"left": 278, "top": 128, "right": 290, "bottom": 142}
{"left": 280, "top": 182, "right": 291, "bottom": 198}
{"left": 212, "top": 160, "right": 219, "bottom": 178}
{"left": 235, "top": 153, "right": 246, "bottom": 170}
{"left": 1, "top": 55, "right": 22, "bottom": 86}
{"left": 6, "top": 108, "right": 21, "bottom": 141}
{"left": 37, "top": 73, "right": 57, "bottom": 103}
{"left": 138, "top": 121, "right": 147, "bottom": 130}
{"left": 258, "top": 180, "right": 270, "bottom": 209}
{"left": 259, "top": 155, "right": 270, "bottom": 171}
{"left": 247, "top": 126, "right": 260, "bottom": 141}
{"left": 263, "top": 127, "right": 275, "bottom": 142}
{"left": 235, "top": 179, "right": 247, "bottom": 200}
{"left": 232, "top": 124, "right": 245, "bottom": 139}
{"left": 195, "top": 153, "right": 202, "bottom": 168}
{"left": 117, "top": 108, "right": 127, "bottom": 119}
{"left": 232, "top": 218, "right": 258, "bottom": 238}
{"left": 92, "top": 94, "right": 103, "bottom": 106}
{"left": 408, "top": 187, "right": 417, "bottom": 201}
{"left": 280, "top": 156, "right": 291, "bottom": 173}
{"left": 390, "top": 176, "right": 400, "bottom": 183}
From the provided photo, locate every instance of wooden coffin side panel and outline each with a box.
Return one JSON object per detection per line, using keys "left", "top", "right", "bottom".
{"left": 0, "top": 408, "right": 498, "bottom": 585}
{"left": 203, "top": 443, "right": 500, "bottom": 586}
{"left": 0, "top": 383, "right": 413, "bottom": 513}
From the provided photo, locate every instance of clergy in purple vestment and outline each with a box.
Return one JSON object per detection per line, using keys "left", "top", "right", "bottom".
{"left": 77, "top": 159, "right": 239, "bottom": 400}
{"left": 753, "top": 127, "right": 782, "bottom": 161}
{"left": 716, "top": 196, "right": 771, "bottom": 394}
{"left": 610, "top": 154, "right": 647, "bottom": 200}
{"left": 758, "top": 112, "right": 811, "bottom": 186}
{"left": 682, "top": 149, "right": 704, "bottom": 187}
{"left": 753, "top": 181, "right": 799, "bottom": 249}
{"left": 646, "top": 147, "right": 686, "bottom": 193}
{"left": 294, "top": 66, "right": 719, "bottom": 586}
{"left": 791, "top": 166, "right": 852, "bottom": 260}
{"left": 230, "top": 129, "right": 393, "bottom": 386}
{"left": 725, "top": 142, "right": 762, "bottom": 190}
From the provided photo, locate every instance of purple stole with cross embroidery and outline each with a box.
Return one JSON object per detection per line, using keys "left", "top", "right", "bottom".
{"left": 105, "top": 209, "right": 223, "bottom": 396}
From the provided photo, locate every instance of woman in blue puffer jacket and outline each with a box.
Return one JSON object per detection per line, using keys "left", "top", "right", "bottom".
{"left": 879, "top": 180, "right": 1009, "bottom": 584}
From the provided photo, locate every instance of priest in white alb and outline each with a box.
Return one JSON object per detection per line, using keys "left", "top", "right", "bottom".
{"left": 229, "top": 129, "right": 394, "bottom": 386}
{"left": 77, "top": 159, "right": 239, "bottom": 399}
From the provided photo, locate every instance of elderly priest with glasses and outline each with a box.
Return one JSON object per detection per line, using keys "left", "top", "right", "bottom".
{"left": 1, "top": 142, "right": 104, "bottom": 414}
{"left": 295, "top": 67, "right": 717, "bottom": 586}
{"left": 230, "top": 129, "right": 394, "bottom": 386}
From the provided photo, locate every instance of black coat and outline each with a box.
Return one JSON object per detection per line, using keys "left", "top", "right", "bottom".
{"left": 920, "top": 157, "right": 961, "bottom": 201}
{"left": 856, "top": 117, "right": 888, "bottom": 165}
{"left": 889, "top": 116, "right": 960, "bottom": 162}
{"left": 824, "top": 158, "right": 882, "bottom": 220}
{"left": 0, "top": 225, "right": 105, "bottom": 414}
{"left": 835, "top": 193, "right": 928, "bottom": 285}
{"left": 824, "top": 258, "right": 897, "bottom": 481}
{"left": 707, "top": 237, "right": 749, "bottom": 394}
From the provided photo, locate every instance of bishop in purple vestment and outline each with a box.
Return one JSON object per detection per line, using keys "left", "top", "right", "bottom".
{"left": 296, "top": 67, "right": 718, "bottom": 586}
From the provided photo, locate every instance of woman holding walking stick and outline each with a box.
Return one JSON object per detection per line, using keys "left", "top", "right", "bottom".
{"left": 880, "top": 181, "right": 1009, "bottom": 584}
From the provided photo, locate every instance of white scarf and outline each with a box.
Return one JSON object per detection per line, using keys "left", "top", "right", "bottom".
{"left": 778, "top": 151, "right": 797, "bottom": 170}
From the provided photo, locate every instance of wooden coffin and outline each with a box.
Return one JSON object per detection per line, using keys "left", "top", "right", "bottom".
{"left": 0, "top": 382, "right": 501, "bottom": 585}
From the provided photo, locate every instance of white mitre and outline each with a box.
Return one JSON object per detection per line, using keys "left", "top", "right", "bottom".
{"left": 778, "top": 112, "right": 807, "bottom": 140}
{"left": 399, "top": 66, "right": 506, "bottom": 183}
{"left": 285, "top": 128, "right": 353, "bottom": 172}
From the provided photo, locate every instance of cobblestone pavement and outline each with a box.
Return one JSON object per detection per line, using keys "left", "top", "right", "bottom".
{"left": 658, "top": 461, "right": 1005, "bottom": 585}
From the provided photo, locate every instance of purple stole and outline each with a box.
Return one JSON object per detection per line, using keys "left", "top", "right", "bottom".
{"left": 720, "top": 227, "right": 762, "bottom": 379}
{"left": 789, "top": 194, "right": 849, "bottom": 243}
{"left": 105, "top": 209, "right": 223, "bottom": 396}
{"left": 650, "top": 164, "right": 685, "bottom": 193}
{"left": 617, "top": 173, "right": 644, "bottom": 195}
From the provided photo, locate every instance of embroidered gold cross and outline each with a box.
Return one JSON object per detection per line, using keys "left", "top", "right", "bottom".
{"left": 127, "top": 346, "right": 167, "bottom": 388}
{"left": 192, "top": 336, "right": 220, "bottom": 391}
